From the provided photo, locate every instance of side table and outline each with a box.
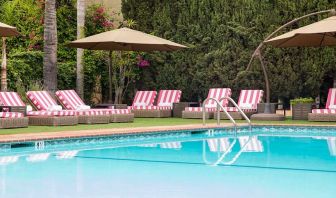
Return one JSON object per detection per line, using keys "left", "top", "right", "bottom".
{"left": 173, "top": 102, "right": 199, "bottom": 118}
{"left": 94, "top": 104, "right": 128, "bottom": 109}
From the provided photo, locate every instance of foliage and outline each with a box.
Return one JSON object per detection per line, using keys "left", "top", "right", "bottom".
{"left": 122, "top": 0, "right": 336, "bottom": 105}
{"left": 0, "top": 1, "right": 119, "bottom": 104}
{"left": 290, "top": 97, "right": 315, "bottom": 105}
{"left": 6, "top": 50, "right": 43, "bottom": 90}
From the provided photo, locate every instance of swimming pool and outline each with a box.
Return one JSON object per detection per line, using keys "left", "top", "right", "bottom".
{"left": 0, "top": 126, "right": 335, "bottom": 198}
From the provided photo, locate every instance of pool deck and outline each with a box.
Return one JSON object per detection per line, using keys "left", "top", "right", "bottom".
{"left": 0, "top": 123, "right": 335, "bottom": 143}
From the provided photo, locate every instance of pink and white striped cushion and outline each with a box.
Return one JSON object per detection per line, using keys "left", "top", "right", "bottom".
{"left": 204, "top": 88, "right": 232, "bottom": 108}
{"left": 129, "top": 106, "right": 171, "bottom": 110}
{"left": 75, "top": 109, "right": 131, "bottom": 115}
{"left": 130, "top": 91, "right": 157, "bottom": 109}
{"left": 237, "top": 90, "right": 263, "bottom": 110}
{"left": 111, "top": 109, "right": 131, "bottom": 114}
{"left": 184, "top": 88, "right": 231, "bottom": 112}
{"left": 55, "top": 90, "right": 85, "bottom": 110}
{"left": 0, "top": 92, "right": 26, "bottom": 106}
{"left": 26, "top": 91, "right": 58, "bottom": 111}
{"left": 156, "top": 90, "right": 182, "bottom": 108}
{"left": 0, "top": 112, "right": 24, "bottom": 118}
{"left": 312, "top": 109, "right": 336, "bottom": 114}
{"left": 55, "top": 90, "right": 129, "bottom": 115}
{"left": 27, "top": 110, "right": 76, "bottom": 116}
{"left": 326, "top": 88, "right": 336, "bottom": 109}
{"left": 312, "top": 88, "right": 336, "bottom": 114}
{"left": 185, "top": 107, "right": 217, "bottom": 112}
{"left": 224, "top": 107, "right": 258, "bottom": 112}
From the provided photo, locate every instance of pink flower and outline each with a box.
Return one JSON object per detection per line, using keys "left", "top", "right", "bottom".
{"left": 138, "top": 60, "right": 150, "bottom": 67}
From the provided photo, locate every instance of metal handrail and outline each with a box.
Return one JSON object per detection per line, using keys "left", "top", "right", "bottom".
{"left": 202, "top": 98, "right": 236, "bottom": 128}
{"left": 219, "top": 97, "right": 252, "bottom": 132}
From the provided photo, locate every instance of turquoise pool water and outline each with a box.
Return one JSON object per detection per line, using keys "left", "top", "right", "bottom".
{"left": 0, "top": 126, "right": 335, "bottom": 198}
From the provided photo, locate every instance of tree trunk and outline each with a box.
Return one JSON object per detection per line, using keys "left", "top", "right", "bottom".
{"left": 43, "top": 0, "right": 58, "bottom": 92}
{"left": 1, "top": 38, "right": 7, "bottom": 91}
{"left": 76, "top": 0, "right": 85, "bottom": 99}
{"left": 108, "top": 51, "right": 113, "bottom": 103}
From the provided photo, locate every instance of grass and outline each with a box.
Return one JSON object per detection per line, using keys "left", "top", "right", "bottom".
{"left": 0, "top": 117, "right": 335, "bottom": 135}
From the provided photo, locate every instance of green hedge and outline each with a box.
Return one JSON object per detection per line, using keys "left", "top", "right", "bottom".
{"left": 122, "top": 0, "right": 336, "bottom": 104}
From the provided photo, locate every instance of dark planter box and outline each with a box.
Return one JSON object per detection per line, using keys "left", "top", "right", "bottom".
{"left": 292, "top": 103, "right": 312, "bottom": 120}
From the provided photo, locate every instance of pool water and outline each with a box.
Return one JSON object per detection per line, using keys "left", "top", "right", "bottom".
{"left": 0, "top": 126, "right": 335, "bottom": 198}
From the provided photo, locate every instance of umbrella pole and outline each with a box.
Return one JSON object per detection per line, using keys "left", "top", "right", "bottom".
{"left": 243, "top": 9, "right": 335, "bottom": 114}
{"left": 257, "top": 52, "right": 271, "bottom": 113}
{"left": 1, "top": 37, "right": 7, "bottom": 91}
{"left": 108, "top": 50, "right": 113, "bottom": 103}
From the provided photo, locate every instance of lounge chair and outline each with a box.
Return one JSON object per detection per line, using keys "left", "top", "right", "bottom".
{"left": 216, "top": 89, "right": 263, "bottom": 119}
{"left": 182, "top": 88, "right": 232, "bottom": 119}
{"left": 0, "top": 91, "right": 77, "bottom": 126}
{"left": 55, "top": 90, "right": 134, "bottom": 123}
{"left": 0, "top": 111, "right": 28, "bottom": 129}
{"left": 129, "top": 90, "right": 181, "bottom": 117}
{"left": 26, "top": 90, "right": 111, "bottom": 124}
{"left": 309, "top": 88, "right": 336, "bottom": 121}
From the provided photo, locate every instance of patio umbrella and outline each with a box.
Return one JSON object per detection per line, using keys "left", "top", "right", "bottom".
{"left": 0, "top": 22, "right": 20, "bottom": 91}
{"left": 264, "top": 16, "right": 336, "bottom": 47}
{"left": 0, "top": 22, "right": 20, "bottom": 37}
{"left": 68, "top": 27, "right": 187, "bottom": 51}
{"left": 68, "top": 27, "right": 187, "bottom": 102}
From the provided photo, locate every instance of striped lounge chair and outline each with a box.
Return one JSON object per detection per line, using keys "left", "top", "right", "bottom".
{"left": 0, "top": 91, "right": 77, "bottom": 126}
{"left": 182, "top": 88, "right": 232, "bottom": 119}
{"left": 55, "top": 90, "right": 134, "bottom": 123}
{"left": 216, "top": 90, "right": 263, "bottom": 119}
{"left": 26, "top": 90, "right": 103, "bottom": 125}
{"left": 309, "top": 88, "right": 336, "bottom": 121}
{"left": 129, "top": 90, "right": 181, "bottom": 117}
{"left": 0, "top": 111, "right": 28, "bottom": 129}
{"left": 0, "top": 92, "right": 29, "bottom": 128}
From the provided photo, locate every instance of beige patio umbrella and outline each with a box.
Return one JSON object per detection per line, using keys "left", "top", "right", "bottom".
{"left": 69, "top": 27, "right": 187, "bottom": 102}
{"left": 0, "top": 22, "right": 20, "bottom": 37}
{"left": 0, "top": 22, "right": 20, "bottom": 91}
{"left": 69, "top": 27, "right": 187, "bottom": 51}
{"left": 264, "top": 16, "right": 336, "bottom": 47}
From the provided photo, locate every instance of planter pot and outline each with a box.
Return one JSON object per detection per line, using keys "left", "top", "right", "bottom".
{"left": 292, "top": 103, "right": 312, "bottom": 120}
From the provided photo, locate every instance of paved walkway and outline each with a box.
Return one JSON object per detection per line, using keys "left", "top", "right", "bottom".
{"left": 0, "top": 123, "right": 235, "bottom": 143}
{"left": 0, "top": 123, "right": 335, "bottom": 143}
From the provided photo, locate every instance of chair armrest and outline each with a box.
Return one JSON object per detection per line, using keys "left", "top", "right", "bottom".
{"left": 0, "top": 106, "right": 26, "bottom": 116}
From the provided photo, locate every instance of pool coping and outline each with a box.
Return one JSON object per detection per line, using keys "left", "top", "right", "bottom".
{"left": 0, "top": 123, "right": 335, "bottom": 143}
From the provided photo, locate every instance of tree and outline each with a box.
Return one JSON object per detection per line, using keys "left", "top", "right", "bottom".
{"left": 76, "top": 0, "right": 85, "bottom": 99}
{"left": 43, "top": 0, "right": 57, "bottom": 92}
{"left": 1, "top": 38, "right": 7, "bottom": 91}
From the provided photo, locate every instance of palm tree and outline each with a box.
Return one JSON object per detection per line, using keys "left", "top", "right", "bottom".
{"left": 1, "top": 37, "right": 7, "bottom": 91}
{"left": 76, "top": 0, "right": 85, "bottom": 99}
{"left": 43, "top": 0, "right": 57, "bottom": 92}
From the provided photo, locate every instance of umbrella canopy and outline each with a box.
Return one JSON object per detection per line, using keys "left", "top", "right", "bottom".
{"left": 264, "top": 16, "right": 336, "bottom": 47}
{"left": 68, "top": 27, "right": 187, "bottom": 51}
{"left": 0, "top": 22, "right": 19, "bottom": 37}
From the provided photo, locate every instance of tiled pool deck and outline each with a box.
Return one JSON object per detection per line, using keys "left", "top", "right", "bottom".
{"left": 0, "top": 123, "right": 335, "bottom": 143}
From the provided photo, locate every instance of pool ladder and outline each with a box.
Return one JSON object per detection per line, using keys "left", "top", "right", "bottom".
{"left": 202, "top": 96, "right": 252, "bottom": 133}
